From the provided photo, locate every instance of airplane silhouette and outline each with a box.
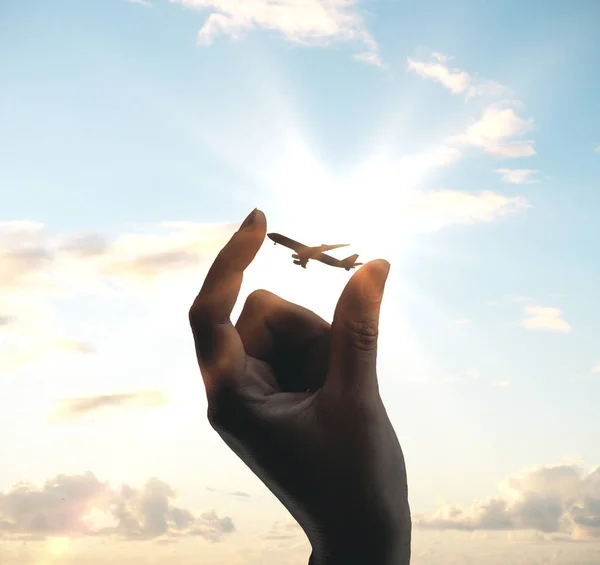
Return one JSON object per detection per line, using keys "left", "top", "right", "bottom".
{"left": 267, "top": 232, "right": 363, "bottom": 271}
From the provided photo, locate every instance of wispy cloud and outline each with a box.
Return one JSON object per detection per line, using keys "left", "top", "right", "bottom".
{"left": 521, "top": 305, "right": 572, "bottom": 334}
{"left": 407, "top": 53, "right": 537, "bottom": 159}
{"left": 55, "top": 391, "right": 168, "bottom": 418}
{"left": 407, "top": 52, "right": 510, "bottom": 100}
{"left": 128, "top": 0, "right": 151, "bottom": 5}
{"left": 594, "top": 146, "right": 600, "bottom": 153}
{"left": 0, "top": 221, "right": 234, "bottom": 296}
{"left": 592, "top": 363, "right": 600, "bottom": 373}
{"left": 171, "top": 0, "right": 382, "bottom": 65}
{"left": 414, "top": 463, "right": 600, "bottom": 541}
{"left": 452, "top": 107, "right": 536, "bottom": 158}
{"left": 401, "top": 190, "right": 530, "bottom": 233}
{"left": 0, "top": 221, "right": 234, "bottom": 373}
{"left": 496, "top": 168, "right": 540, "bottom": 184}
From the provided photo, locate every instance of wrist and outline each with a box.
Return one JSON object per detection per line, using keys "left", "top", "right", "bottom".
{"left": 308, "top": 526, "right": 411, "bottom": 565}
{"left": 309, "top": 541, "right": 410, "bottom": 565}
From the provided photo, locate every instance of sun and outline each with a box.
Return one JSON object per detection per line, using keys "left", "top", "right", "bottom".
{"left": 262, "top": 138, "right": 443, "bottom": 263}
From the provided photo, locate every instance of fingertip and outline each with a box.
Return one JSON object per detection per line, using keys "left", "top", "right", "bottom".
{"left": 363, "top": 258, "right": 390, "bottom": 278}
{"left": 238, "top": 208, "right": 267, "bottom": 235}
{"left": 227, "top": 208, "right": 267, "bottom": 268}
{"left": 351, "top": 259, "right": 390, "bottom": 304}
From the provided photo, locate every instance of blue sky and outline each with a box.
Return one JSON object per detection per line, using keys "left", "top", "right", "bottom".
{"left": 1, "top": 1, "right": 600, "bottom": 564}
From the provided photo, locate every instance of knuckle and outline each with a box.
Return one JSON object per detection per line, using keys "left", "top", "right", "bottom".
{"left": 343, "top": 318, "right": 379, "bottom": 351}
{"left": 188, "top": 304, "right": 210, "bottom": 333}
{"left": 246, "top": 288, "right": 276, "bottom": 308}
{"left": 243, "top": 289, "right": 280, "bottom": 318}
{"left": 206, "top": 379, "right": 254, "bottom": 433}
{"left": 206, "top": 381, "right": 236, "bottom": 428}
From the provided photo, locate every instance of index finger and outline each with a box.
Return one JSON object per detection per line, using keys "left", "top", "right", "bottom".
{"left": 189, "top": 208, "right": 266, "bottom": 387}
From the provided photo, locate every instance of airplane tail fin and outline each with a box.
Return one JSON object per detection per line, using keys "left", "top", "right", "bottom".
{"left": 342, "top": 253, "right": 362, "bottom": 270}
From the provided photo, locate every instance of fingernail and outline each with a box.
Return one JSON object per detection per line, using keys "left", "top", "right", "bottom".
{"left": 240, "top": 208, "right": 258, "bottom": 230}
{"left": 362, "top": 260, "right": 390, "bottom": 302}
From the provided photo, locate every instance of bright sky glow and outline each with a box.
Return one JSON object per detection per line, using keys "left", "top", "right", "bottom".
{"left": 2, "top": 1, "right": 600, "bottom": 564}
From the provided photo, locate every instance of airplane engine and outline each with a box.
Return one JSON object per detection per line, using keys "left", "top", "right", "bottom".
{"left": 291, "top": 253, "right": 300, "bottom": 259}
{"left": 293, "top": 260, "right": 306, "bottom": 268}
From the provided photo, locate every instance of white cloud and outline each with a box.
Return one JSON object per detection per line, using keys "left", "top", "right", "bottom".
{"left": 415, "top": 463, "right": 600, "bottom": 540}
{"left": 496, "top": 168, "right": 540, "bottom": 184}
{"left": 407, "top": 53, "right": 510, "bottom": 100}
{"left": 594, "top": 146, "right": 600, "bottom": 153}
{"left": 53, "top": 391, "right": 168, "bottom": 419}
{"left": 521, "top": 305, "right": 572, "bottom": 334}
{"left": 0, "top": 472, "right": 235, "bottom": 542}
{"left": 407, "top": 54, "right": 537, "bottom": 160}
{"left": 407, "top": 57, "right": 471, "bottom": 95}
{"left": 453, "top": 107, "right": 536, "bottom": 158}
{"left": 401, "top": 190, "right": 530, "bottom": 233}
{"left": 431, "top": 52, "right": 454, "bottom": 64}
{"left": 0, "top": 221, "right": 234, "bottom": 296}
{"left": 0, "top": 221, "right": 234, "bottom": 373}
{"left": 353, "top": 50, "right": 383, "bottom": 67}
{"left": 592, "top": 363, "right": 600, "bottom": 373}
{"left": 171, "top": 0, "right": 381, "bottom": 65}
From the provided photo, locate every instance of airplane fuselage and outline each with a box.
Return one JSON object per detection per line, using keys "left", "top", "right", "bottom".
{"left": 267, "top": 233, "right": 322, "bottom": 259}
{"left": 267, "top": 232, "right": 362, "bottom": 271}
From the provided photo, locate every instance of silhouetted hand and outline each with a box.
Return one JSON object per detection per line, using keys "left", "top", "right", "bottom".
{"left": 189, "top": 209, "right": 411, "bottom": 565}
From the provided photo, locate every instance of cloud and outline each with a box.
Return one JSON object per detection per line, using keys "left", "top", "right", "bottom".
{"left": 453, "top": 107, "right": 536, "bottom": 158}
{"left": 259, "top": 520, "right": 303, "bottom": 541}
{"left": 496, "top": 168, "right": 540, "bottom": 184}
{"left": 407, "top": 57, "right": 471, "bottom": 95}
{"left": 128, "top": 0, "right": 151, "bottom": 5}
{"left": 401, "top": 190, "right": 530, "bottom": 233}
{"left": 406, "top": 54, "right": 536, "bottom": 159}
{"left": 431, "top": 52, "right": 454, "bottom": 64}
{"left": 492, "top": 380, "right": 511, "bottom": 388}
{"left": 0, "top": 473, "right": 235, "bottom": 542}
{"left": 594, "top": 146, "right": 600, "bottom": 153}
{"left": 171, "top": 0, "right": 381, "bottom": 65}
{"left": 0, "top": 315, "right": 14, "bottom": 327}
{"left": 0, "top": 221, "right": 233, "bottom": 373}
{"left": 592, "top": 363, "right": 600, "bottom": 373}
{"left": 521, "top": 305, "right": 572, "bottom": 334}
{"left": 0, "top": 220, "right": 234, "bottom": 296}
{"left": 54, "top": 391, "right": 168, "bottom": 418}
{"left": 415, "top": 463, "right": 600, "bottom": 540}
{"left": 407, "top": 53, "right": 509, "bottom": 99}
{"left": 0, "top": 320, "right": 96, "bottom": 375}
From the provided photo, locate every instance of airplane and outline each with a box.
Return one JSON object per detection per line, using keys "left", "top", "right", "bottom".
{"left": 267, "top": 232, "right": 363, "bottom": 271}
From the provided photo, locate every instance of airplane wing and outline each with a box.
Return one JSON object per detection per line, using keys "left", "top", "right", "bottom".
{"left": 318, "top": 243, "right": 350, "bottom": 252}
{"left": 315, "top": 252, "right": 341, "bottom": 267}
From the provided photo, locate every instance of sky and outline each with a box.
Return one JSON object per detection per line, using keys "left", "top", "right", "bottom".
{"left": 1, "top": 0, "right": 600, "bottom": 563}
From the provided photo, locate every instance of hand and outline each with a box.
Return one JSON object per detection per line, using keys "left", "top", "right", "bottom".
{"left": 189, "top": 209, "right": 411, "bottom": 565}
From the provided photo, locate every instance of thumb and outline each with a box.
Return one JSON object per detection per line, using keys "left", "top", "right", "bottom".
{"left": 326, "top": 259, "right": 390, "bottom": 393}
